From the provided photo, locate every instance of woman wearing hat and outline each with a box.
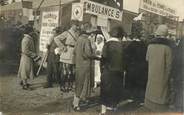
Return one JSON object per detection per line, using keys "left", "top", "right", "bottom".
{"left": 94, "top": 34, "right": 104, "bottom": 88}
{"left": 143, "top": 24, "right": 175, "bottom": 112}
{"left": 100, "top": 26, "right": 125, "bottom": 114}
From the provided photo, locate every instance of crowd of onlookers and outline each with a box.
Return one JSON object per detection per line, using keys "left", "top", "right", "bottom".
{"left": 0, "top": 16, "right": 183, "bottom": 114}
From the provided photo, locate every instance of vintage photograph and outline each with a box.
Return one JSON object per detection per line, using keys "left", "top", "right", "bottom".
{"left": 0, "top": 0, "right": 183, "bottom": 114}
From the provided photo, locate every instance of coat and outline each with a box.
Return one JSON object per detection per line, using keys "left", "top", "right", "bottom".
{"left": 18, "top": 34, "right": 37, "bottom": 80}
{"left": 172, "top": 39, "right": 184, "bottom": 111}
{"left": 124, "top": 40, "right": 148, "bottom": 89}
{"left": 145, "top": 38, "right": 173, "bottom": 105}
{"left": 100, "top": 37, "right": 124, "bottom": 107}
{"left": 94, "top": 41, "right": 104, "bottom": 83}
{"left": 74, "top": 34, "right": 95, "bottom": 99}
{"left": 54, "top": 29, "right": 78, "bottom": 64}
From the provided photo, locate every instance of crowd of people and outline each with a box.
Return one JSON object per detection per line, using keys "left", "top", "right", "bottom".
{"left": 16, "top": 20, "right": 184, "bottom": 114}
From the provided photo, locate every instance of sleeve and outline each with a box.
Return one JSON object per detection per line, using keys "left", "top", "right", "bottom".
{"left": 82, "top": 39, "right": 93, "bottom": 59}
{"left": 165, "top": 47, "right": 174, "bottom": 101}
{"left": 146, "top": 46, "right": 150, "bottom": 61}
{"left": 165, "top": 47, "right": 173, "bottom": 76}
{"left": 54, "top": 31, "right": 68, "bottom": 48}
{"left": 101, "top": 43, "right": 107, "bottom": 66}
{"left": 22, "top": 38, "right": 37, "bottom": 59}
{"left": 73, "top": 42, "right": 78, "bottom": 65}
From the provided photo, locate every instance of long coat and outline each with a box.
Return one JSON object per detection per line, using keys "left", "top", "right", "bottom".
{"left": 145, "top": 38, "right": 173, "bottom": 106}
{"left": 74, "top": 34, "right": 95, "bottom": 99}
{"left": 124, "top": 40, "right": 148, "bottom": 90}
{"left": 172, "top": 39, "right": 184, "bottom": 111}
{"left": 18, "top": 34, "right": 37, "bottom": 80}
{"left": 100, "top": 37, "right": 124, "bottom": 107}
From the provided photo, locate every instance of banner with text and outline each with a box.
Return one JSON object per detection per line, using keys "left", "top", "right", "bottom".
{"left": 140, "top": 0, "right": 176, "bottom": 17}
{"left": 39, "top": 11, "right": 59, "bottom": 52}
{"left": 84, "top": 0, "right": 122, "bottom": 21}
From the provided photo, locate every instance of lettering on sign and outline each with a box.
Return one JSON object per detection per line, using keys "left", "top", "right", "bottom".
{"left": 140, "top": 0, "right": 176, "bottom": 17}
{"left": 84, "top": 0, "right": 122, "bottom": 21}
{"left": 39, "top": 11, "right": 59, "bottom": 52}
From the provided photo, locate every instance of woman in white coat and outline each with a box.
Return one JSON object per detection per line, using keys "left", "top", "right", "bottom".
{"left": 94, "top": 34, "right": 104, "bottom": 88}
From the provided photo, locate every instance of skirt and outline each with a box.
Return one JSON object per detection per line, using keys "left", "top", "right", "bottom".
{"left": 100, "top": 69, "right": 123, "bottom": 107}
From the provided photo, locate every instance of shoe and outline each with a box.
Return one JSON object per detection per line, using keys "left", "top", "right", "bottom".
{"left": 26, "top": 83, "right": 31, "bottom": 87}
{"left": 106, "top": 107, "right": 113, "bottom": 110}
{"left": 20, "top": 81, "right": 23, "bottom": 86}
{"left": 22, "top": 84, "right": 33, "bottom": 90}
{"left": 43, "top": 84, "right": 53, "bottom": 88}
{"left": 73, "top": 106, "right": 81, "bottom": 112}
{"left": 60, "top": 87, "right": 66, "bottom": 92}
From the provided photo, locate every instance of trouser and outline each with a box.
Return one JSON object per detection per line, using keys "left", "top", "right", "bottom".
{"left": 47, "top": 53, "right": 59, "bottom": 86}
{"left": 59, "top": 62, "right": 75, "bottom": 87}
{"left": 73, "top": 94, "right": 80, "bottom": 107}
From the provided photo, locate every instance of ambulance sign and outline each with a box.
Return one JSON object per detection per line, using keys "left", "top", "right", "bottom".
{"left": 84, "top": 0, "right": 122, "bottom": 21}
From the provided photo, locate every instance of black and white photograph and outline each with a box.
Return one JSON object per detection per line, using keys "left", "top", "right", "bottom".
{"left": 0, "top": 0, "right": 183, "bottom": 114}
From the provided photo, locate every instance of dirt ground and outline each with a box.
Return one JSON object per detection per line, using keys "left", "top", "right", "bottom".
{"left": 0, "top": 61, "right": 142, "bottom": 115}
{"left": 0, "top": 62, "right": 181, "bottom": 115}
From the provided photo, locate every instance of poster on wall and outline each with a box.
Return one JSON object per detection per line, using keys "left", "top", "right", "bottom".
{"left": 39, "top": 11, "right": 59, "bottom": 52}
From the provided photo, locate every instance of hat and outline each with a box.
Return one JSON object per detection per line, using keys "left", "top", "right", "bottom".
{"left": 23, "top": 24, "right": 33, "bottom": 34}
{"left": 109, "top": 26, "right": 125, "bottom": 38}
{"left": 155, "top": 24, "right": 168, "bottom": 37}
{"left": 97, "top": 34, "right": 104, "bottom": 40}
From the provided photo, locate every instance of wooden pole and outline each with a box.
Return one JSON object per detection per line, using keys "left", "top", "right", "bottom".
{"left": 36, "top": 52, "right": 48, "bottom": 76}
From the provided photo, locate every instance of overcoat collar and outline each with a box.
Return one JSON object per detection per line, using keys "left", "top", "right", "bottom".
{"left": 24, "top": 34, "right": 32, "bottom": 39}
{"left": 106, "top": 37, "right": 120, "bottom": 43}
{"left": 149, "top": 37, "right": 175, "bottom": 48}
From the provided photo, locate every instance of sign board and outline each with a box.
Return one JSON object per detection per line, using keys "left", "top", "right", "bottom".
{"left": 23, "top": 8, "right": 33, "bottom": 19}
{"left": 84, "top": 0, "right": 122, "bottom": 21}
{"left": 71, "top": 3, "right": 83, "bottom": 21}
{"left": 140, "top": 0, "right": 176, "bottom": 17}
{"left": 39, "top": 11, "right": 59, "bottom": 52}
{"left": 97, "top": 15, "right": 108, "bottom": 27}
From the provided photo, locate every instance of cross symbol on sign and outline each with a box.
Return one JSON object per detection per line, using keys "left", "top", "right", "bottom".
{"left": 75, "top": 9, "right": 79, "bottom": 15}
{"left": 72, "top": 3, "right": 83, "bottom": 21}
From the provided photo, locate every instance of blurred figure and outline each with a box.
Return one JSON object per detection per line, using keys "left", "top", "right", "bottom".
{"left": 124, "top": 36, "right": 148, "bottom": 100}
{"left": 54, "top": 21, "right": 80, "bottom": 92}
{"left": 44, "top": 27, "right": 62, "bottom": 88}
{"left": 144, "top": 24, "right": 174, "bottom": 112}
{"left": 100, "top": 26, "right": 125, "bottom": 114}
{"left": 72, "top": 23, "right": 98, "bottom": 111}
{"left": 17, "top": 25, "right": 41, "bottom": 90}
{"left": 94, "top": 34, "right": 104, "bottom": 88}
{"left": 172, "top": 38, "right": 184, "bottom": 112}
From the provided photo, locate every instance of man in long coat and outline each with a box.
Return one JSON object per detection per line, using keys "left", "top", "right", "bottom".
{"left": 72, "top": 23, "right": 97, "bottom": 111}
{"left": 18, "top": 25, "right": 40, "bottom": 90}
{"left": 44, "top": 27, "right": 61, "bottom": 88}
{"left": 144, "top": 24, "right": 174, "bottom": 112}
